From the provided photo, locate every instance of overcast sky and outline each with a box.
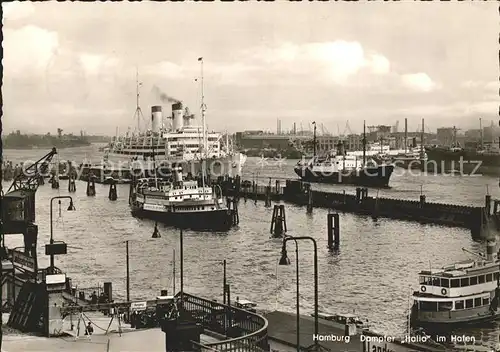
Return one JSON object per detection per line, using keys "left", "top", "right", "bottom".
{"left": 2, "top": 2, "right": 497, "bottom": 135}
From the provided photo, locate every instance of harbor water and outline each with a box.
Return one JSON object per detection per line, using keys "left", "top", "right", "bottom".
{"left": 4, "top": 145, "right": 500, "bottom": 346}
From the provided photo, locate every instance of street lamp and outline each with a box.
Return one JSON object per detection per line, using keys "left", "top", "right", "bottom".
{"left": 279, "top": 236, "right": 327, "bottom": 352}
{"left": 49, "top": 196, "right": 75, "bottom": 269}
{"left": 279, "top": 236, "right": 300, "bottom": 352}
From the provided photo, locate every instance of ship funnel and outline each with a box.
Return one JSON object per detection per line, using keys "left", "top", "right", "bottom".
{"left": 172, "top": 164, "right": 183, "bottom": 183}
{"left": 486, "top": 239, "right": 496, "bottom": 261}
{"left": 172, "top": 102, "right": 184, "bottom": 131}
{"left": 151, "top": 106, "right": 162, "bottom": 133}
{"left": 183, "top": 107, "right": 195, "bottom": 127}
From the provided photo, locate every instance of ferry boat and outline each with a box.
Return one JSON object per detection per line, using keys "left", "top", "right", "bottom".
{"left": 130, "top": 165, "right": 235, "bottom": 231}
{"left": 410, "top": 240, "right": 500, "bottom": 329}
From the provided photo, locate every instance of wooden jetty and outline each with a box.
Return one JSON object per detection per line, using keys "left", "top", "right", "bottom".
{"left": 218, "top": 177, "right": 499, "bottom": 238}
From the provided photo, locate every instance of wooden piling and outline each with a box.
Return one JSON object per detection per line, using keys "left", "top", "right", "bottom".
{"left": 86, "top": 176, "right": 96, "bottom": 196}
{"left": 485, "top": 194, "right": 492, "bottom": 216}
{"left": 327, "top": 213, "right": 340, "bottom": 251}
{"left": 109, "top": 181, "right": 117, "bottom": 201}
{"left": 68, "top": 176, "right": 76, "bottom": 193}
{"left": 270, "top": 205, "right": 287, "bottom": 236}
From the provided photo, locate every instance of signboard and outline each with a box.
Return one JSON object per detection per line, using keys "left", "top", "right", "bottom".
{"left": 130, "top": 301, "right": 147, "bottom": 312}
{"left": 11, "top": 249, "right": 35, "bottom": 270}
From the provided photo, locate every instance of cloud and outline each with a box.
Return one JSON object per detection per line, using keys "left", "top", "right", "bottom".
{"left": 2, "top": 2, "right": 35, "bottom": 21}
{"left": 143, "top": 61, "right": 185, "bottom": 79}
{"left": 3, "top": 25, "right": 59, "bottom": 76}
{"left": 401, "top": 73, "right": 436, "bottom": 92}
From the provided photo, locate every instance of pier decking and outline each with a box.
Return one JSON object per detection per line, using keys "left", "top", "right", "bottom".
{"left": 219, "top": 177, "right": 499, "bottom": 238}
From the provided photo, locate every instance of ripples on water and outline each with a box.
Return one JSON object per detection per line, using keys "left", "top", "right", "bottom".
{"left": 3, "top": 146, "right": 500, "bottom": 343}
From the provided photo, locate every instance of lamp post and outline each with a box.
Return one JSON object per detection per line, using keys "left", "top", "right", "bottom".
{"left": 180, "top": 228, "right": 184, "bottom": 305}
{"left": 49, "top": 196, "right": 75, "bottom": 269}
{"left": 279, "top": 236, "right": 326, "bottom": 352}
{"left": 126, "top": 240, "right": 130, "bottom": 302}
{"left": 279, "top": 236, "right": 300, "bottom": 352}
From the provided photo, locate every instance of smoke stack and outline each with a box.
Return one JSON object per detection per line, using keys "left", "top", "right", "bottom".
{"left": 487, "top": 239, "right": 496, "bottom": 261}
{"left": 183, "top": 107, "right": 194, "bottom": 127}
{"left": 151, "top": 106, "right": 162, "bottom": 133}
{"left": 171, "top": 102, "right": 184, "bottom": 131}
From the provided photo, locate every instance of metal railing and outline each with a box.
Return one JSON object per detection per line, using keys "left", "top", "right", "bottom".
{"left": 178, "top": 292, "right": 269, "bottom": 352}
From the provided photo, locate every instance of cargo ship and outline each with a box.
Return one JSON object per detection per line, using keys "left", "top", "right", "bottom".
{"left": 424, "top": 124, "right": 500, "bottom": 176}
{"left": 294, "top": 121, "right": 394, "bottom": 188}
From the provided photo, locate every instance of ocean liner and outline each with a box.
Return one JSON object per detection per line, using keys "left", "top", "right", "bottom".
{"left": 84, "top": 61, "right": 246, "bottom": 182}
{"left": 410, "top": 240, "right": 500, "bottom": 329}
{"left": 294, "top": 121, "right": 394, "bottom": 188}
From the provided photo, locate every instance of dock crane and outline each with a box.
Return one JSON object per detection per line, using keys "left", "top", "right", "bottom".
{"left": 1, "top": 147, "right": 58, "bottom": 258}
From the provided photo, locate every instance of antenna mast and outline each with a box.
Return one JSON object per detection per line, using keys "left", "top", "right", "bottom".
{"left": 198, "top": 57, "right": 207, "bottom": 198}
{"left": 134, "top": 68, "right": 144, "bottom": 132}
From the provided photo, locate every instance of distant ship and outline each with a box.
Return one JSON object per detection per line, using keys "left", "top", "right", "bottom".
{"left": 424, "top": 123, "right": 500, "bottom": 176}
{"left": 411, "top": 240, "right": 500, "bottom": 329}
{"left": 294, "top": 122, "right": 394, "bottom": 188}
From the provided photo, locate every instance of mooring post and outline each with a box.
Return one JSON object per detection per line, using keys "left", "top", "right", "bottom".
{"left": 355, "top": 187, "right": 361, "bottom": 203}
{"left": 51, "top": 175, "right": 59, "bottom": 189}
{"left": 420, "top": 194, "right": 426, "bottom": 208}
{"left": 86, "top": 176, "right": 96, "bottom": 196}
{"left": 485, "top": 194, "right": 492, "bottom": 216}
{"left": 275, "top": 180, "right": 280, "bottom": 195}
{"left": 108, "top": 181, "right": 117, "bottom": 201}
{"left": 327, "top": 213, "right": 340, "bottom": 251}
{"left": 362, "top": 187, "right": 368, "bottom": 199}
{"left": 68, "top": 175, "right": 76, "bottom": 193}
{"left": 307, "top": 189, "right": 313, "bottom": 213}
{"left": 270, "top": 205, "right": 287, "bottom": 236}
{"left": 265, "top": 186, "right": 272, "bottom": 207}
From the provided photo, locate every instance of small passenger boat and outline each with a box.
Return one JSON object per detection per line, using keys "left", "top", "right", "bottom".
{"left": 410, "top": 240, "right": 500, "bottom": 329}
{"left": 311, "top": 311, "right": 370, "bottom": 330}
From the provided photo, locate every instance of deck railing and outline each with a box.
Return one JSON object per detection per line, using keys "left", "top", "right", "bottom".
{"left": 177, "top": 292, "right": 270, "bottom": 352}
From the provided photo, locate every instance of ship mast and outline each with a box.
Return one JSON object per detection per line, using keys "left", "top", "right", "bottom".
{"left": 199, "top": 57, "right": 207, "bottom": 198}
{"left": 479, "top": 117, "right": 483, "bottom": 149}
{"left": 312, "top": 121, "right": 317, "bottom": 158}
{"left": 362, "top": 120, "right": 366, "bottom": 167}
{"left": 133, "top": 68, "right": 144, "bottom": 133}
{"left": 420, "top": 118, "right": 424, "bottom": 156}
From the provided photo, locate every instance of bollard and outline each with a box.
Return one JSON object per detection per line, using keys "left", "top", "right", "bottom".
{"left": 270, "top": 205, "right": 287, "bottom": 236}
{"left": 343, "top": 190, "right": 346, "bottom": 205}
{"left": 485, "top": 194, "right": 492, "bottom": 216}
{"left": 307, "top": 189, "right": 313, "bottom": 213}
{"left": 128, "top": 180, "right": 135, "bottom": 205}
{"left": 327, "top": 213, "right": 340, "bottom": 251}
{"left": 51, "top": 175, "right": 60, "bottom": 189}
{"left": 420, "top": 195, "right": 426, "bottom": 208}
{"left": 275, "top": 180, "right": 280, "bottom": 196}
{"left": 265, "top": 186, "right": 271, "bottom": 207}
{"left": 86, "top": 177, "right": 96, "bottom": 196}
{"left": 152, "top": 222, "right": 161, "bottom": 238}
{"left": 68, "top": 176, "right": 76, "bottom": 193}
{"left": 109, "top": 182, "right": 118, "bottom": 201}
{"left": 355, "top": 188, "right": 361, "bottom": 203}
{"left": 362, "top": 188, "right": 368, "bottom": 199}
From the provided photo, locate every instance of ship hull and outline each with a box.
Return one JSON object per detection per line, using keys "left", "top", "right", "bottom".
{"left": 130, "top": 204, "right": 234, "bottom": 232}
{"left": 410, "top": 305, "right": 500, "bottom": 330}
{"left": 293, "top": 164, "right": 394, "bottom": 188}
{"left": 78, "top": 153, "right": 247, "bottom": 184}
{"left": 425, "top": 149, "right": 500, "bottom": 176}
{"left": 105, "top": 152, "right": 247, "bottom": 177}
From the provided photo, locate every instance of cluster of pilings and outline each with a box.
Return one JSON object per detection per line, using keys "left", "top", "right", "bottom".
{"left": 269, "top": 204, "right": 341, "bottom": 250}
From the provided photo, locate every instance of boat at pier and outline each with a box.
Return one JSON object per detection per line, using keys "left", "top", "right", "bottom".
{"left": 130, "top": 166, "right": 234, "bottom": 231}
{"left": 410, "top": 240, "right": 500, "bottom": 329}
{"left": 312, "top": 311, "right": 370, "bottom": 331}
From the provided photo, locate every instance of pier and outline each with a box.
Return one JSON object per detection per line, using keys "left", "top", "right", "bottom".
{"left": 219, "top": 177, "right": 498, "bottom": 238}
